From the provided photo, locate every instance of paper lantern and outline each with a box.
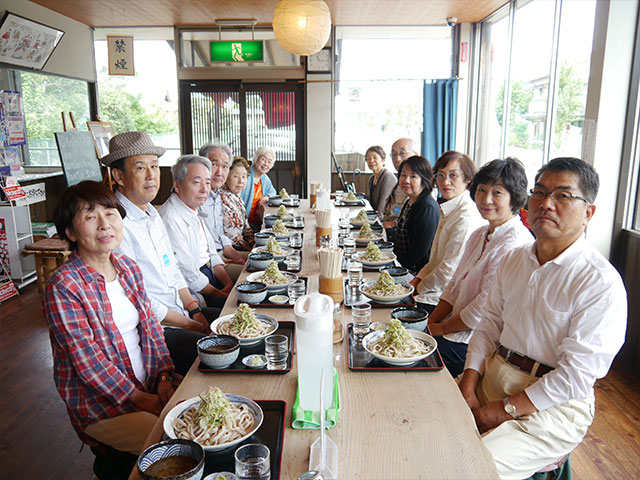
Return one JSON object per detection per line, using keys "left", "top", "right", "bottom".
{"left": 272, "top": 0, "right": 332, "bottom": 56}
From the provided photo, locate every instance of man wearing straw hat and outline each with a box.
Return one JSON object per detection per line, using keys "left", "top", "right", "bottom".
{"left": 382, "top": 137, "right": 419, "bottom": 242}
{"left": 102, "top": 131, "right": 218, "bottom": 375}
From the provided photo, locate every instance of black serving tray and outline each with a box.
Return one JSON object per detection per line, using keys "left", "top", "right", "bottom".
{"left": 198, "top": 321, "right": 295, "bottom": 374}
{"left": 246, "top": 256, "right": 302, "bottom": 273}
{"left": 195, "top": 400, "right": 286, "bottom": 478}
{"left": 334, "top": 199, "right": 366, "bottom": 207}
{"left": 342, "top": 278, "right": 415, "bottom": 308}
{"left": 346, "top": 324, "right": 444, "bottom": 371}
{"left": 235, "top": 278, "right": 308, "bottom": 309}
{"left": 271, "top": 199, "right": 300, "bottom": 208}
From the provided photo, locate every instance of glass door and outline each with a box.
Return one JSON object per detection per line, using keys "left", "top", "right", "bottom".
{"left": 180, "top": 81, "right": 305, "bottom": 195}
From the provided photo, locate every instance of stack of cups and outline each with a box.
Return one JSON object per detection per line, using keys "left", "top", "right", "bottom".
{"left": 315, "top": 208, "right": 332, "bottom": 247}
{"left": 309, "top": 181, "right": 323, "bottom": 207}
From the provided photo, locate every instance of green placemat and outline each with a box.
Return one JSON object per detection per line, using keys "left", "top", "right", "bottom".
{"left": 292, "top": 368, "right": 340, "bottom": 429}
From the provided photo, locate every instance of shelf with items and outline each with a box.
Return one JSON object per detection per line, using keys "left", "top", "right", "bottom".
{"left": 0, "top": 203, "right": 37, "bottom": 288}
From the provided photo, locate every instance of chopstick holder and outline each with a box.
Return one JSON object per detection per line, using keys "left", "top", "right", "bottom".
{"left": 292, "top": 368, "right": 340, "bottom": 430}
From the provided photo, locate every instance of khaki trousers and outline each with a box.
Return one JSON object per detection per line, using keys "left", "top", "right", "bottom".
{"left": 84, "top": 411, "right": 158, "bottom": 455}
{"left": 477, "top": 354, "right": 594, "bottom": 479}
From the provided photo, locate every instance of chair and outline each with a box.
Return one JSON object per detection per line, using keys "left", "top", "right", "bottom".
{"left": 528, "top": 455, "right": 572, "bottom": 480}
{"left": 90, "top": 442, "right": 138, "bottom": 480}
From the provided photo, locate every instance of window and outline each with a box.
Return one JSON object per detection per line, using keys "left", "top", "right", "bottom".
{"left": 19, "top": 71, "right": 90, "bottom": 166}
{"left": 335, "top": 27, "right": 452, "bottom": 172}
{"left": 474, "top": 0, "right": 597, "bottom": 187}
{"left": 94, "top": 32, "right": 180, "bottom": 166}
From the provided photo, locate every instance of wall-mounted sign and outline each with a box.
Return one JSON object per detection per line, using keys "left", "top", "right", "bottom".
{"left": 210, "top": 41, "right": 264, "bottom": 62}
{"left": 107, "top": 35, "right": 134, "bottom": 76}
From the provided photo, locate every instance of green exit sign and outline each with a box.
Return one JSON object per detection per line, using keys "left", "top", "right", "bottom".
{"left": 210, "top": 41, "right": 264, "bottom": 62}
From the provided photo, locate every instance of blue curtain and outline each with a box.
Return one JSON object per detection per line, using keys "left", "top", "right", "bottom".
{"left": 422, "top": 78, "right": 459, "bottom": 165}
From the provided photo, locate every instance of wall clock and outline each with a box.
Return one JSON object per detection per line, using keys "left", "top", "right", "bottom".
{"left": 307, "top": 47, "right": 332, "bottom": 73}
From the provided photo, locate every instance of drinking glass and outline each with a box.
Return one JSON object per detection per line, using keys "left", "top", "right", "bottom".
{"left": 289, "top": 231, "right": 303, "bottom": 248}
{"left": 290, "top": 193, "right": 299, "bottom": 203}
{"left": 343, "top": 236, "right": 356, "bottom": 260}
{"left": 235, "top": 443, "right": 270, "bottom": 480}
{"left": 265, "top": 334, "right": 289, "bottom": 369}
{"left": 335, "top": 190, "right": 344, "bottom": 203}
{"left": 288, "top": 279, "right": 306, "bottom": 305}
{"left": 347, "top": 261, "right": 363, "bottom": 290}
{"left": 284, "top": 252, "right": 301, "bottom": 271}
{"left": 293, "top": 214, "right": 304, "bottom": 228}
{"left": 352, "top": 303, "right": 372, "bottom": 335}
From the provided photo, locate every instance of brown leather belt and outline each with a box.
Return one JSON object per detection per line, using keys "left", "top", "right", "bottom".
{"left": 497, "top": 345, "right": 554, "bottom": 378}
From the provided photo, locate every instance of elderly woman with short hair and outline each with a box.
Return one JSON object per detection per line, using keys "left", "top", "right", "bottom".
{"left": 393, "top": 155, "right": 440, "bottom": 273}
{"left": 43, "top": 181, "right": 175, "bottom": 459}
{"left": 426, "top": 158, "right": 533, "bottom": 377}
{"left": 239, "top": 146, "right": 277, "bottom": 230}
{"left": 221, "top": 156, "right": 255, "bottom": 251}
{"left": 365, "top": 145, "right": 396, "bottom": 216}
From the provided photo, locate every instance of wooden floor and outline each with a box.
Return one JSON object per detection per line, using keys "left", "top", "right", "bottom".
{"left": 2, "top": 283, "right": 639, "bottom": 479}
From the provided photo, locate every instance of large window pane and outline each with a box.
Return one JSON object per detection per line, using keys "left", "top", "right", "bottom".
{"left": 549, "top": 0, "right": 596, "bottom": 159}
{"left": 94, "top": 37, "right": 179, "bottom": 166}
{"left": 20, "top": 72, "right": 90, "bottom": 166}
{"left": 335, "top": 27, "right": 451, "bottom": 171}
{"left": 475, "top": 8, "right": 510, "bottom": 164}
{"left": 506, "top": 0, "right": 556, "bottom": 185}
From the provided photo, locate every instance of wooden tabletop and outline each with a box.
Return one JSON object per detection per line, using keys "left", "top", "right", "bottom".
{"left": 131, "top": 200, "right": 498, "bottom": 480}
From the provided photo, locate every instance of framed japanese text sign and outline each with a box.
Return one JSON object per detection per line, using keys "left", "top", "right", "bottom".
{"left": 107, "top": 35, "right": 134, "bottom": 76}
{"left": 0, "top": 12, "right": 64, "bottom": 70}
{"left": 86, "top": 121, "right": 114, "bottom": 159}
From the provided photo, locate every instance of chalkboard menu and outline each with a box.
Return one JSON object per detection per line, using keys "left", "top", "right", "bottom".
{"left": 54, "top": 131, "right": 103, "bottom": 186}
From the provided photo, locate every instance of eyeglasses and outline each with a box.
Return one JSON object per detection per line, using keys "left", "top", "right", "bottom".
{"left": 435, "top": 171, "right": 461, "bottom": 181}
{"left": 529, "top": 188, "right": 590, "bottom": 205}
{"left": 391, "top": 150, "right": 409, "bottom": 158}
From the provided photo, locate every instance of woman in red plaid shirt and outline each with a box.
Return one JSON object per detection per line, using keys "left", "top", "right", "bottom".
{"left": 43, "top": 181, "right": 176, "bottom": 456}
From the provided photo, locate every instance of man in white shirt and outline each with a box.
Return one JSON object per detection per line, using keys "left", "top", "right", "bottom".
{"left": 382, "top": 137, "right": 419, "bottom": 241}
{"left": 199, "top": 142, "right": 245, "bottom": 283}
{"left": 458, "top": 157, "right": 627, "bottom": 479}
{"left": 101, "top": 131, "right": 217, "bottom": 375}
{"left": 159, "top": 155, "right": 233, "bottom": 309}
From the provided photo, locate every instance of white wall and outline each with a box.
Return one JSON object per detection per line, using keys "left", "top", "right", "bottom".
{"left": 306, "top": 73, "right": 332, "bottom": 192}
{"left": 583, "top": 0, "right": 639, "bottom": 257}
{"left": 2, "top": 0, "right": 95, "bottom": 81}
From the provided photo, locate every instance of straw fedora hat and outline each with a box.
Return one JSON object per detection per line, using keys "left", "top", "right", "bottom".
{"left": 100, "top": 131, "right": 166, "bottom": 166}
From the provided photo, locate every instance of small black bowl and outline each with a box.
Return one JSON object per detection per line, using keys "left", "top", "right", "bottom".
{"left": 254, "top": 231, "right": 275, "bottom": 246}
{"left": 391, "top": 306, "right": 429, "bottom": 331}
{"left": 380, "top": 266, "right": 409, "bottom": 283}
{"left": 374, "top": 240, "right": 394, "bottom": 252}
{"left": 235, "top": 281, "right": 268, "bottom": 303}
{"left": 248, "top": 251, "right": 274, "bottom": 269}
{"left": 138, "top": 439, "right": 205, "bottom": 480}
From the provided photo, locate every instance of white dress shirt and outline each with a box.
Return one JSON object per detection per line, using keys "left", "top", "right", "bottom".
{"left": 114, "top": 191, "right": 188, "bottom": 321}
{"left": 201, "top": 188, "right": 233, "bottom": 251}
{"left": 440, "top": 216, "right": 533, "bottom": 345}
{"left": 415, "top": 190, "right": 487, "bottom": 304}
{"left": 465, "top": 237, "right": 627, "bottom": 411}
{"left": 159, "top": 193, "right": 224, "bottom": 295}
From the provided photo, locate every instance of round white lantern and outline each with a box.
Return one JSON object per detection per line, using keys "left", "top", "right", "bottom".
{"left": 272, "top": 0, "right": 332, "bottom": 56}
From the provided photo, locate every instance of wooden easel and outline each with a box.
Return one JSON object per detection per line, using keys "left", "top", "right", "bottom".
{"left": 61, "top": 111, "right": 77, "bottom": 131}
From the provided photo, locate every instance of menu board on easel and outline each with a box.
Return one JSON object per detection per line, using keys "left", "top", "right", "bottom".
{"left": 54, "top": 131, "right": 103, "bottom": 186}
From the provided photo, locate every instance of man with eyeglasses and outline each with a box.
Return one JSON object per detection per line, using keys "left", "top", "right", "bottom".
{"left": 382, "top": 138, "right": 419, "bottom": 241}
{"left": 199, "top": 142, "right": 246, "bottom": 284}
{"left": 458, "top": 157, "right": 627, "bottom": 478}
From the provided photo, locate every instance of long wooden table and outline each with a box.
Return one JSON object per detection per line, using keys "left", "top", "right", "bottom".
{"left": 132, "top": 200, "right": 498, "bottom": 479}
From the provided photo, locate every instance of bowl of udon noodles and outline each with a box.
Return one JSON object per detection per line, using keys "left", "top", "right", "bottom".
{"left": 164, "top": 386, "right": 264, "bottom": 453}
{"left": 210, "top": 303, "right": 278, "bottom": 346}
{"left": 246, "top": 260, "right": 298, "bottom": 293}
{"left": 362, "top": 319, "right": 437, "bottom": 366}
{"left": 359, "top": 271, "right": 414, "bottom": 304}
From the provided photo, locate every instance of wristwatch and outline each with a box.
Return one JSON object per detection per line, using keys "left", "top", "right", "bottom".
{"left": 503, "top": 397, "right": 519, "bottom": 420}
{"left": 188, "top": 307, "right": 202, "bottom": 319}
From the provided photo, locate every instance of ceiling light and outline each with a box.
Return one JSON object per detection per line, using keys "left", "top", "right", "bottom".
{"left": 272, "top": 0, "right": 331, "bottom": 56}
